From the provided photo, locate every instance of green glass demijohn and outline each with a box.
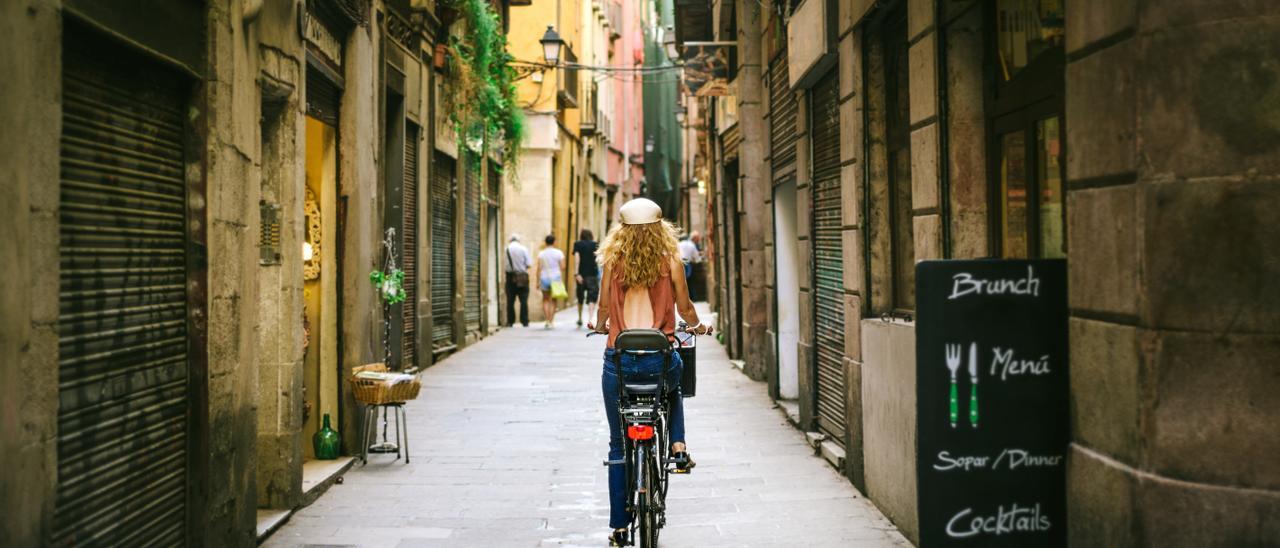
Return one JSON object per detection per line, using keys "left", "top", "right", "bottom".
{"left": 313, "top": 413, "right": 341, "bottom": 460}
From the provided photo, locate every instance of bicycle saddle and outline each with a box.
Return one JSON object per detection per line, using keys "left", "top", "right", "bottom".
{"left": 614, "top": 328, "right": 669, "bottom": 352}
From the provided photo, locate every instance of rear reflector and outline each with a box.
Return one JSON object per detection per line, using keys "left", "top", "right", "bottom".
{"left": 627, "top": 425, "right": 655, "bottom": 440}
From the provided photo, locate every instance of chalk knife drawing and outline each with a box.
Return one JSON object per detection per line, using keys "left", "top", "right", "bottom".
{"left": 969, "top": 342, "right": 979, "bottom": 428}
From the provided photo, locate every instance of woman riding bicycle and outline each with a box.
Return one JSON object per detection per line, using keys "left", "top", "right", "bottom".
{"left": 589, "top": 198, "right": 711, "bottom": 546}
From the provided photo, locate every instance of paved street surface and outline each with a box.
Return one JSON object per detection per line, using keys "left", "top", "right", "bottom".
{"left": 266, "top": 305, "right": 909, "bottom": 547}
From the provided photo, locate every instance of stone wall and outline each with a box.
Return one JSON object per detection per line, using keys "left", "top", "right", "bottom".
{"left": 860, "top": 319, "right": 919, "bottom": 544}
{"left": 737, "top": 0, "right": 770, "bottom": 382}
{"left": 0, "top": 1, "right": 441, "bottom": 542}
{"left": 338, "top": 21, "right": 383, "bottom": 455}
{"left": 0, "top": 1, "right": 61, "bottom": 544}
{"left": 201, "top": 0, "right": 265, "bottom": 543}
{"left": 1064, "top": 1, "right": 1280, "bottom": 545}
{"left": 505, "top": 112, "right": 559, "bottom": 323}
{"left": 837, "top": 0, "right": 866, "bottom": 488}
{"left": 698, "top": 0, "right": 1280, "bottom": 544}
{"left": 254, "top": 0, "right": 307, "bottom": 511}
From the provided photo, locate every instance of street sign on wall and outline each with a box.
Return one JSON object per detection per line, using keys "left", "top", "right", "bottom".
{"left": 914, "top": 259, "right": 1069, "bottom": 547}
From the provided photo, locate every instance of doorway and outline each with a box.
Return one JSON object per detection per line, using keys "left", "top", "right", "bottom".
{"left": 773, "top": 179, "right": 800, "bottom": 400}
{"left": 303, "top": 115, "right": 339, "bottom": 458}
{"left": 485, "top": 162, "right": 502, "bottom": 333}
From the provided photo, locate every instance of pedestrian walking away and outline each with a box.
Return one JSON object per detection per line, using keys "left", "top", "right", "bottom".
{"left": 677, "top": 232, "right": 701, "bottom": 281}
{"left": 590, "top": 198, "right": 712, "bottom": 547}
{"left": 535, "top": 233, "right": 566, "bottom": 328}
{"left": 504, "top": 233, "right": 533, "bottom": 327}
{"left": 573, "top": 229, "right": 601, "bottom": 327}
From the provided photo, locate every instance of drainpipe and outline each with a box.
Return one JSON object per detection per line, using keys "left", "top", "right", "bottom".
{"left": 935, "top": 0, "right": 951, "bottom": 258}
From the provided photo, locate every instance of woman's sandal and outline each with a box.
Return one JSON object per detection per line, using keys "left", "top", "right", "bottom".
{"left": 609, "top": 529, "right": 630, "bottom": 546}
{"left": 671, "top": 451, "right": 696, "bottom": 474}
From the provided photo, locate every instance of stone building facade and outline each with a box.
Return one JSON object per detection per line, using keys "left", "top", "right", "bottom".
{"left": 0, "top": 0, "right": 508, "bottom": 544}
{"left": 686, "top": 0, "right": 1280, "bottom": 545}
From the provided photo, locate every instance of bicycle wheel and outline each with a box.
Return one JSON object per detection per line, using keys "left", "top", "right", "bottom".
{"left": 637, "top": 448, "right": 660, "bottom": 548}
{"left": 654, "top": 413, "right": 670, "bottom": 521}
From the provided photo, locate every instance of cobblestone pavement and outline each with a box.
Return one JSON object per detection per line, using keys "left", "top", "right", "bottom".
{"left": 265, "top": 305, "right": 909, "bottom": 547}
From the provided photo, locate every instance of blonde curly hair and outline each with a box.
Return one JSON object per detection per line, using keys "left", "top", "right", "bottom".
{"left": 597, "top": 220, "right": 680, "bottom": 289}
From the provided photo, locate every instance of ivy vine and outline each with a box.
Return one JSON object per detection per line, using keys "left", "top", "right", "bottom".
{"left": 446, "top": 0, "right": 524, "bottom": 174}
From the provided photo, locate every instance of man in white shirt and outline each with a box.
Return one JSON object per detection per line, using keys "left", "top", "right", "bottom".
{"left": 678, "top": 234, "right": 701, "bottom": 279}
{"left": 505, "top": 234, "right": 533, "bottom": 327}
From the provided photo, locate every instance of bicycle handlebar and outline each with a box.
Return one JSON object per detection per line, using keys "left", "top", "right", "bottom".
{"left": 584, "top": 323, "right": 709, "bottom": 337}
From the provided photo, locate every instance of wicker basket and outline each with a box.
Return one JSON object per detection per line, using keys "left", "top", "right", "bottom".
{"left": 350, "top": 363, "right": 422, "bottom": 405}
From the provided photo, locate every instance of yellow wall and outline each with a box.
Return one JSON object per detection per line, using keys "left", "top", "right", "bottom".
{"left": 509, "top": 0, "right": 582, "bottom": 134}
{"left": 509, "top": 0, "right": 585, "bottom": 261}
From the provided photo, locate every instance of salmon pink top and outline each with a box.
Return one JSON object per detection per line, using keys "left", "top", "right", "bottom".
{"left": 606, "top": 257, "right": 677, "bottom": 349}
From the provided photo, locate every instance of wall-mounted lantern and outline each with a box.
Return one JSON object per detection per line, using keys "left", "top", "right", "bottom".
{"left": 541, "top": 26, "right": 565, "bottom": 65}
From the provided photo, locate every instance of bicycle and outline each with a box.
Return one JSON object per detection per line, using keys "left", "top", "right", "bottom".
{"left": 590, "top": 324, "right": 701, "bottom": 547}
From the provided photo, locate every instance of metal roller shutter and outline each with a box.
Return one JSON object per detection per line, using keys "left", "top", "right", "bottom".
{"left": 769, "top": 50, "right": 798, "bottom": 183}
{"left": 306, "top": 68, "right": 341, "bottom": 127}
{"left": 56, "top": 30, "right": 190, "bottom": 546}
{"left": 724, "top": 162, "right": 744, "bottom": 359}
{"left": 810, "top": 69, "right": 847, "bottom": 448}
{"left": 431, "top": 153, "right": 456, "bottom": 350}
{"left": 403, "top": 123, "right": 419, "bottom": 368}
{"left": 464, "top": 157, "right": 482, "bottom": 332}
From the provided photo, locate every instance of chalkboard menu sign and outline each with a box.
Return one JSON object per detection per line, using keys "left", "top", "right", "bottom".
{"left": 915, "top": 259, "right": 1068, "bottom": 547}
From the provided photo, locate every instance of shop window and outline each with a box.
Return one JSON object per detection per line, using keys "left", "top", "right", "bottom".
{"left": 996, "top": 0, "right": 1065, "bottom": 82}
{"left": 988, "top": 0, "right": 1065, "bottom": 258}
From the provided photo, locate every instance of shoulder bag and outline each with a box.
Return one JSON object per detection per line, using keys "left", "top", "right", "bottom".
{"left": 507, "top": 248, "right": 529, "bottom": 288}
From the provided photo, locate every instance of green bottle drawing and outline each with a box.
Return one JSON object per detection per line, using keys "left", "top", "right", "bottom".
{"left": 313, "top": 413, "right": 341, "bottom": 460}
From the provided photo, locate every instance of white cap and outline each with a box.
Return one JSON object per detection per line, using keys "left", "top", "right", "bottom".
{"left": 619, "top": 198, "right": 662, "bottom": 225}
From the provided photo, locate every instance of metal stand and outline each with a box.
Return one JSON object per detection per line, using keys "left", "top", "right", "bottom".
{"left": 360, "top": 403, "right": 410, "bottom": 464}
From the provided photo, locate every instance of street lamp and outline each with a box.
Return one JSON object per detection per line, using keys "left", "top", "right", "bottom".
{"left": 540, "top": 26, "right": 564, "bottom": 65}
{"left": 663, "top": 25, "right": 679, "bottom": 60}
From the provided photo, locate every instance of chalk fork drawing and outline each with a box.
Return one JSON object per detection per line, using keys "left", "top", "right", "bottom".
{"left": 945, "top": 344, "right": 962, "bottom": 428}
{"left": 969, "top": 343, "right": 979, "bottom": 428}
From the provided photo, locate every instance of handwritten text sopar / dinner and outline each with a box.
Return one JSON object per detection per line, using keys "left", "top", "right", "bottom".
{"left": 933, "top": 449, "right": 1065, "bottom": 472}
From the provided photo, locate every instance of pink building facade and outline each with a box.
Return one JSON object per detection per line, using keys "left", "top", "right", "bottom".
{"left": 607, "top": 0, "right": 644, "bottom": 203}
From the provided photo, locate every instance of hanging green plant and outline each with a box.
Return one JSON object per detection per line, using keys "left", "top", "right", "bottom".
{"left": 445, "top": 0, "right": 525, "bottom": 175}
{"left": 370, "top": 268, "right": 407, "bottom": 305}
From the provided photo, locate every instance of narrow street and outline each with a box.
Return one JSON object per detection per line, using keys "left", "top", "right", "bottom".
{"left": 265, "top": 305, "right": 908, "bottom": 547}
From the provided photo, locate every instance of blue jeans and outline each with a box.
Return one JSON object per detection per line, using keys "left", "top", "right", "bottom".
{"left": 602, "top": 348, "right": 685, "bottom": 529}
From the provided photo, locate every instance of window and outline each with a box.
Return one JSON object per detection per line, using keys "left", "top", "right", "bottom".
{"left": 988, "top": 0, "right": 1065, "bottom": 258}
{"left": 864, "top": 4, "right": 914, "bottom": 314}
{"left": 886, "top": 15, "right": 914, "bottom": 310}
